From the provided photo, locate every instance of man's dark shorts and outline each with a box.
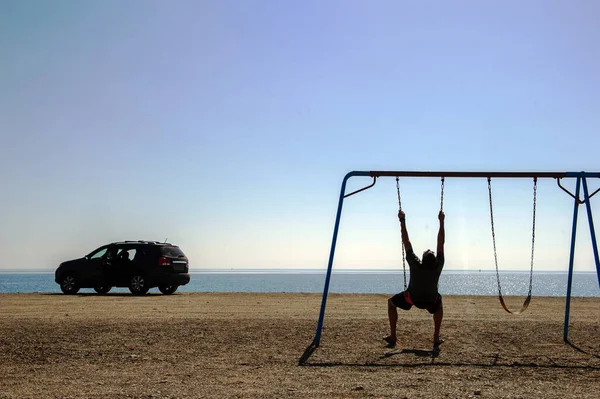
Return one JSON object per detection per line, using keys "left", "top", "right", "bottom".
{"left": 391, "top": 291, "right": 442, "bottom": 314}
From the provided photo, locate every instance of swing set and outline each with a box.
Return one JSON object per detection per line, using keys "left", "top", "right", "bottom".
{"left": 299, "top": 170, "right": 600, "bottom": 365}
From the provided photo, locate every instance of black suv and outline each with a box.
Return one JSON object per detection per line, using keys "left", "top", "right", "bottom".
{"left": 55, "top": 241, "right": 191, "bottom": 295}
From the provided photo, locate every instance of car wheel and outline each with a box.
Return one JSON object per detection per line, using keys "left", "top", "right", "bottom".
{"left": 60, "top": 274, "right": 80, "bottom": 295}
{"left": 94, "top": 286, "right": 112, "bottom": 294}
{"left": 129, "top": 274, "right": 149, "bottom": 295}
{"left": 158, "top": 285, "right": 178, "bottom": 295}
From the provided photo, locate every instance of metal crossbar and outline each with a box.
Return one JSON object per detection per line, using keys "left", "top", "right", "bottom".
{"left": 369, "top": 171, "right": 600, "bottom": 178}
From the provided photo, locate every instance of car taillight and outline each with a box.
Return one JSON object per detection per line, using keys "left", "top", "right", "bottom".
{"left": 158, "top": 257, "right": 170, "bottom": 267}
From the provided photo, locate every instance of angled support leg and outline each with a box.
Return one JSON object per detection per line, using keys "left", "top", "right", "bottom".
{"left": 299, "top": 171, "right": 369, "bottom": 364}
{"left": 564, "top": 177, "right": 581, "bottom": 342}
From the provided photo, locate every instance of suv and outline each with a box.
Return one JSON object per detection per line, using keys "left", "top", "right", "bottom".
{"left": 55, "top": 241, "right": 190, "bottom": 295}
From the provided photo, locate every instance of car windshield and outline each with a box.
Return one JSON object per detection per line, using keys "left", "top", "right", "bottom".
{"left": 88, "top": 247, "right": 108, "bottom": 259}
{"left": 160, "top": 246, "right": 186, "bottom": 257}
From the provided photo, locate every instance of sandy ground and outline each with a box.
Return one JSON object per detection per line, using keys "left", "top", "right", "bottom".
{"left": 1, "top": 292, "right": 599, "bottom": 399}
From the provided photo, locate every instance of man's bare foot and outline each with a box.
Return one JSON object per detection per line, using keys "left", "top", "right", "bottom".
{"left": 433, "top": 338, "right": 445, "bottom": 347}
{"left": 383, "top": 336, "right": 397, "bottom": 348}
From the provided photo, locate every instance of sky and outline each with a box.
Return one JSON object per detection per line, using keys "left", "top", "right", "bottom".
{"left": 1, "top": 0, "right": 599, "bottom": 272}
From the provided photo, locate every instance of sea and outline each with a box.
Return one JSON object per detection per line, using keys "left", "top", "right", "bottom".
{"left": 0, "top": 270, "right": 599, "bottom": 297}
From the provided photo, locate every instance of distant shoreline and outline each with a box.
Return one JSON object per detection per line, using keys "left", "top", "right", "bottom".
{"left": 3, "top": 270, "right": 598, "bottom": 296}
{"left": 1, "top": 269, "right": 598, "bottom": 274}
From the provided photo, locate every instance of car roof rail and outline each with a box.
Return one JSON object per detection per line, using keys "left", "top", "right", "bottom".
{"left": 112, "top": 240, "right": 172, "bottom": 245}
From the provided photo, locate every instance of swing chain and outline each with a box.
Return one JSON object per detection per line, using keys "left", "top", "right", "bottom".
{"left": 487, "top": 178, "right": 503, "bottom": 297}
{"left": 396, "top": 177, "right": 407, "bottom": 290}
{"left": 396, "top": 176, "right": 403, "bottom": 211}
{"left": 529, "top": 177, "right": 537, "bottom": 297}
{"left": 440, "top": 177, "right": 445, "bottom": 212}
{"left": 488, "top": 177, "right": 537, "bottom": 300}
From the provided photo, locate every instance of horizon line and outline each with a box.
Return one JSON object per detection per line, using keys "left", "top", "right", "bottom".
{"left": 0, "top": 268, "right": 597, "bottom": 274}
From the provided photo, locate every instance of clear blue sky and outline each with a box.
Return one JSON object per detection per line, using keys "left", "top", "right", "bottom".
{"left": 1, "top": 0, "right": 599, "bottom": 272}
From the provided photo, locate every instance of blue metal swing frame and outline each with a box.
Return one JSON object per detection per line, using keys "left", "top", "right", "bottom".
{"left": 299, "top": 171, "right": 600, "bottom": 365}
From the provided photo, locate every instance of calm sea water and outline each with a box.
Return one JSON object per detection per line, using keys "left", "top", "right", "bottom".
{"left": 0, "top": 270, "right": 599, "bottom": 297}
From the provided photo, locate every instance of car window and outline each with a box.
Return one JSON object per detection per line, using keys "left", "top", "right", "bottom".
{"left": 117, "top": 248, "right": 136, "bottom": 261}
{"left": 160, "top": 246, "right": 186, "bottom": 257}
{"left": 89, "top": 247, "right": 108, "bottom": 259}
{"left": 134, "top": 248, "right": 148, "bottom": 259}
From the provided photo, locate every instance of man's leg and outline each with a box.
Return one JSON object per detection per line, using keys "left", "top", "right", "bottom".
{"left": 387, "top": 298, "right": 398, "bottom": 342}
{"left": 433, "top": 302, "right": 443, "bottom": 344}
{"left": 386, "top": 293, "right": 411, "bottom": 347}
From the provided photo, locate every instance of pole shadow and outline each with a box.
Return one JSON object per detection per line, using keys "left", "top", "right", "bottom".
{"left": 381, "top": 346, "right": 440, "bottom": 360}
{"left": 300, "top": 358, "right": 600, "bottom": 370}
{"left": 565, "top": 339, "right": 600, "bottom": 360}
{"left": 300, "top": 344, "right": 600, "bottom": 369}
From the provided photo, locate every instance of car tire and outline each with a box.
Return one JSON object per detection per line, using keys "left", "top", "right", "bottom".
{"left": 129, "top": 274, "right": 149, "bottom": 295}
{"left": 60, "top": 274, "right": 80, "bottom": 295}
{"left": 158, "top": 285, "right": 178, "bottom": 295}
{"left": 94, "top": 286, "right": 112, "bottom": 294}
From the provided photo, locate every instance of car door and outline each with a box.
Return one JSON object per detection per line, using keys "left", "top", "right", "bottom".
{"left": 101, "top": 245, "right": 121, "bottom": 286}
{"left": 120, "top": 247, "right": 138, "bottom": 280}
{"left": 83, "top": 245, "right": 113, "bottom": 286}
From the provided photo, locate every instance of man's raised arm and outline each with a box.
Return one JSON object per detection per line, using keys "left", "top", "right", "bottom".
{"left": 437, "top": 211, "right": 445, "bottom": 254}
{"left": 398, "top": 210, "right": 413, "bottom": 253}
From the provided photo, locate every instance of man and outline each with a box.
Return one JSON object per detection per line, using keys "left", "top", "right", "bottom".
{"left": 384, "top": 209, "right": 445, "bottom": 348}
